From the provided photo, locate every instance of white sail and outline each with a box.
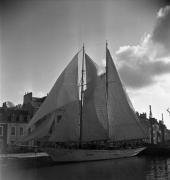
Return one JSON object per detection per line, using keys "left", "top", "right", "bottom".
{"left": 106, "top": 48, "right": 146, "bottom": 141}
{"left": 82, "top": 54, "right": 108, "bottom": 141}
{"left": 25, "top": 54, "right": 80, "bottom": 142}
{"left": 94, "top": 73, "right": 109, "bottom": 136}
{"left": 28, "top": 54, "right": 79, "bottom": 128}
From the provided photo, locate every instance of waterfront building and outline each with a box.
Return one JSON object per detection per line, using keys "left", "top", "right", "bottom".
{"left": 137, "top": 113, "right": 150, "bottom": 143}
{"left": 165, "top": 129, "right": 170, "bottom": 143}
{"left": 0, "top": 110, "right": 8, "bottom": 152}
{"left": 137, "top": 112, "right": 169, "bottom": 145}
{"left": 0, "top": 102, "right": 30, "bottom": 152}
{"left": 0, "top": 92, "right": 46, "bottom": 152}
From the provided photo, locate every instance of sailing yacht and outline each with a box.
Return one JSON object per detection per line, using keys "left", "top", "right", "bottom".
{"left": 23, "top": 44, "right": 147, "bottom": 162}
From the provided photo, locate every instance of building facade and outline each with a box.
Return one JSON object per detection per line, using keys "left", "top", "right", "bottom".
{"left": 0, "top": 121, "right": 8, "bottom": 152}
{"left": 0, "top": 92, "right": 46, "bottom": 152}
{"left": 137, "top": 112, "right": 169, "bottom": 145}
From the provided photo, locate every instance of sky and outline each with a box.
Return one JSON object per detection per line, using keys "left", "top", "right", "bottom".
{"left": 1, "top": 0, "right": 170, "bottom": 127}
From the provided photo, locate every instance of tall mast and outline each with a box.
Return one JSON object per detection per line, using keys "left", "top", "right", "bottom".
{"left": 149, "top": 105, "right": 152, "bottom": 119}
{"left": 105, "top": 41, "right": 110, "bottom": 140}
{"left": 149, "top": 105, "right": 154, "bottom": 144}
{"left": 162, "top": 113, "right": 164, "bottom": 122}
{"left": 106, "top": 41, "right": 108, "bottom": 97}
{"left": 79, "top": 44, "right": 85, "bottom": 148}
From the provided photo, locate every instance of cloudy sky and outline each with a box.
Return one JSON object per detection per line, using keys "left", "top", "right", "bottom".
{"left": 1, "top": 0, "right": 170, "bottom": 127}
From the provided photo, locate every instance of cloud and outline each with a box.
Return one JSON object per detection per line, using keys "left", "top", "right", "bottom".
{"left": 116, "top": 6, "right": 170, "bottom": 89}
{"left": 118, "top": 57, "right": 170, "bottom": 88}
{"left": 152, "top": 6, "right": 170, "bottom": 56}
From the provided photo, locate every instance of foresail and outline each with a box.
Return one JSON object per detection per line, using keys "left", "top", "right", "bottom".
{"left": 106, "top": 48, "right": 146, "bottom": 141}
{"left": 82, "top": 54, "right": 108, "bottom": 141}
{"left": 28, "top": 54, "right": 79, "bottom": 128}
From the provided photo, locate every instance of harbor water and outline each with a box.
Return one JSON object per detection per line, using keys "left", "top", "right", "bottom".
{"left": 1, "top": 156, "right": 170, "bottom": 180}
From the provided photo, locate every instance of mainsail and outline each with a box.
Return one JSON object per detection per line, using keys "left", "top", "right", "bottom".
{"left": 82, "top": 54, "right": 108, "bottom": 141}
{"left": 106, "top": 47, "right": 146, "bottom": 141}
{"left": 25, "top": 54, "right": 80, "bottom": 141}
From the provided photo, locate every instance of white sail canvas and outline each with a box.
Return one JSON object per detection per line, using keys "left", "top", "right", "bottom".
{"left": 24, "top": 54, "right": 80, "bottom": 142}
{"left": 82, "top": 54, "right": 108, "bottom": 141}
{"left": 28, "top": 54, "right": 79, "bottom": 128}
{"left": 94, "top": 73, "right": 109, "bottom": 136}
{"left": 106, "top": 48, "right": 146, "bottom": 141}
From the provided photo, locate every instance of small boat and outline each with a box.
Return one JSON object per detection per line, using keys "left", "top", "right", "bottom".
{"left": 23, "top": 43, "right": 147, "bottom": 162}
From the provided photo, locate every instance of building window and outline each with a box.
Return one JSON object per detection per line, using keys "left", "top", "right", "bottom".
{"left": 11, "top": 126, "right": 16, "bottom": 136}
{"left": 0, "top": 126, "right": 3, "bottom": 136}
{"left": 20, "top": 127, "right": 24, "bottom": 136}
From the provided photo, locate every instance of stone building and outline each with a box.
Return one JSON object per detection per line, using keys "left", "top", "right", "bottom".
{"left": 0, "top": 110, "right": 8, "bottom": 152}
{"left": 0, "top": 92, "right": 46, "bottom": 152}
{"left": 0, "top": 102, "right": 30, "bottom": 152}
{"left": 137, "top": 112, "right": 169, "bottom": 145}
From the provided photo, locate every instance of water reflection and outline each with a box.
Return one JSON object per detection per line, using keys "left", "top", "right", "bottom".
{"left": 145, "top": 157, "right": 170, "bottom": 180}
{"left": 1, "top": 157, "right": 170, "bottom": 180}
